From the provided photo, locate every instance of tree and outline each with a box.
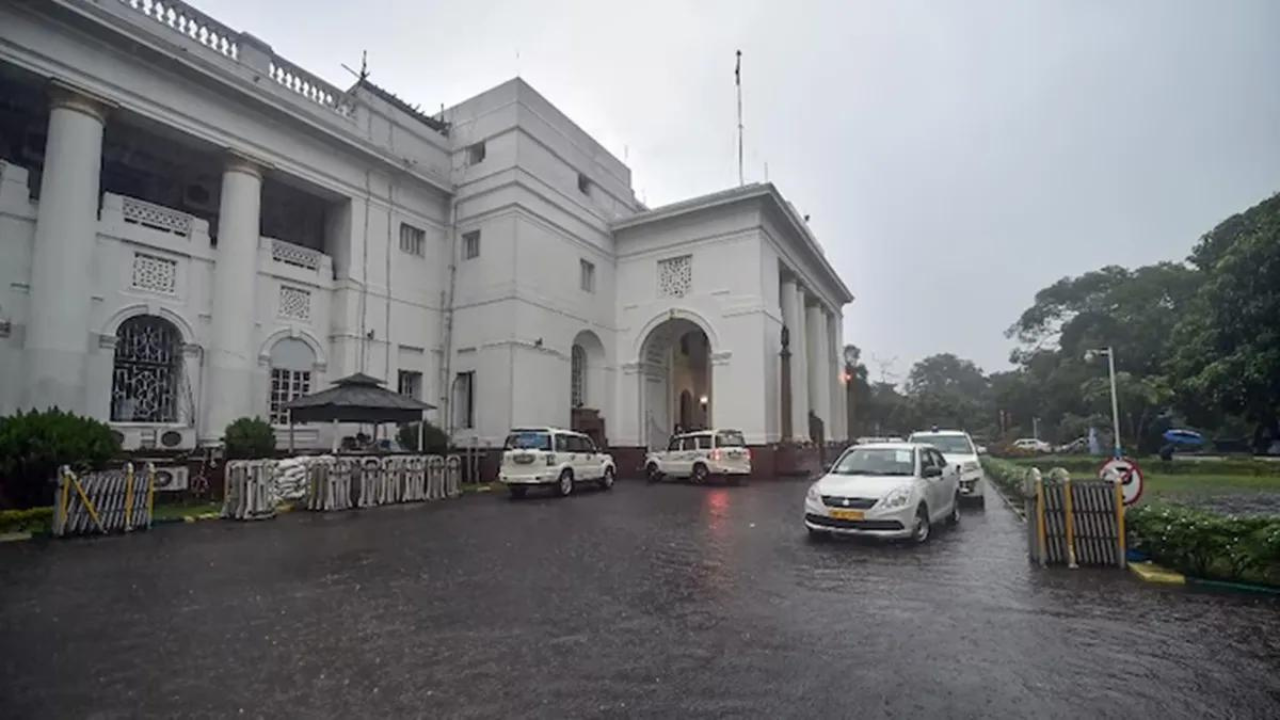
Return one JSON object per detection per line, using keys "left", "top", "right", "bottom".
{"left": 904, "top": 354, "right": 991, "bottom": 432}
{"left": 1169, "top": 192, "right": 1280, "bottom": 450}
{"left": 223, "top": 417, "right": 276, "bottom": 459}
{"left": 397, "top": 421, "right": 450, "bottom": 454}
{"left": 842, "top": 344, "right": 872, "bottom": 436}
{"left": 0, "top": 408, "right": 120, "bottom": 508}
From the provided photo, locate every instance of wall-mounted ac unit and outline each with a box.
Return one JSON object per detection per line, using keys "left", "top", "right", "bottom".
{"left": 150, "top": 465, "right": 190, "bottom": 492}
{"left": 111, "top": 426, "right": 197, "bottom": 451}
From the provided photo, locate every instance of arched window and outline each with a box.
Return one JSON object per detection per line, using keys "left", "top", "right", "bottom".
{"left": 112, "top": 315, "right": 182, "bottom": 422}
{"left": 268, "top": 338, "right": 315, "bottom": 425}
{"left": 571, "top": 344, "right": 586, "bottom": 408}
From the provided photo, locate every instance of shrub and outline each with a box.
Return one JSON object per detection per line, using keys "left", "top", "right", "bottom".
{"left": 1128, "top": 504, "right": 1280, "bottom": 586}
{"left": 223, "top": 417, "right": 276, "bottom": 459}
{"left": 981, "top": 457, "right": 1030, "bottom": 501}
{"left": 397, "top": 421, "right": 450, "bottom": 454}
{"left": 0, "top": 408, "right": 120, "bottom": 508}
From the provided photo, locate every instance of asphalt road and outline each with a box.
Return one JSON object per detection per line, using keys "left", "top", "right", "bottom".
{"left": 2, "top": 479, "right": 1278, "bottom": 719}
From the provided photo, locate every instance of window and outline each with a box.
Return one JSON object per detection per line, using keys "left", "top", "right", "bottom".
{"left": 268, "top": 338, "right": 315, "bottom": 425}
{"left": 505, "top": 431, "right": 552, "bottom": 451}
{"left": 555, "top": 434, "right": 571, "bottom": 452}
{"left": 111, "top": 315, "right": 182, "bottom": 422}
{"left": 577, "top": 173, "right": 591, "bottom": 195}
{"left": 465, "top": 142, "right": 486, "bottom": 166}
{"left": 453, "top": 371, "right": 474, "bottom": 429}
{"left": 695, "top": 435, "right": 713, "bottom": 450}
{"left": 668, "top": 436, "right": 682, "bottom": 452}
{"left": 463, "top": 230, "right": 481, "bottom": 260}
{"left": 716, "top": 430, "right": 746, "bottom": 448}
{"left": 397, "top": 369, "right": 422, "bottom": 400}
{"left": 570, "top": 344, "right": 586, "bottom": 408}
{"left": 580, "top": 259, "right": 595, "bottom": 292}
{"left": 658, "top": 254, "right": 692, "bottom": 298}
{"left": 399, "top": 223, "right": 425, "bottom": 257}
{"left": 131, "top": 252, "right": 177, "bottom": 295}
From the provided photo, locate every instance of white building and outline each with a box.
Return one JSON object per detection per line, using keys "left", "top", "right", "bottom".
{"left": 0, "top": 0, "right": 851, "bottom": 473}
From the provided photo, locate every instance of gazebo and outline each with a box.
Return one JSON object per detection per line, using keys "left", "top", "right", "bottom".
{"left": 283, "top": 372, "right": 436, "bottom": 452}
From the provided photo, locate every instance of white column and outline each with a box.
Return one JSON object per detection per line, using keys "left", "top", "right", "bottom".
{"left": 806, "top": 302, "right": 831, "bottom": 440}
{"left": 779, "top": 279, "right": 806, "bottom": 441}
{"left": 790, "top": 284, "right": 810, "bottom": 440}
{"left": 828, "top": 311, "right": 847, "bottom": 442}
{"left": 203, "top": 155, "right": 262, "bottom": 442}
{"left": 23, "top": 85, "right": 109, "bottom": 415}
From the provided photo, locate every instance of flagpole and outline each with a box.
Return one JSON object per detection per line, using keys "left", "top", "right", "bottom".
{"left": 735, "top": 50, "right": 744, "bottom": 187}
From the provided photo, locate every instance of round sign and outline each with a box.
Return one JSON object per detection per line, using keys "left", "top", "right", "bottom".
{"left": 1098, "top": 457, "right": 1144, "bottom": 506}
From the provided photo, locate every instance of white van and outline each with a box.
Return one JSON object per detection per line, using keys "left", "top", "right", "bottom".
{"left": 644, "top": 429, "right": 752, "bottom": 484}
{"left": 498, "top": 428, "right": 616, "bottom": 498}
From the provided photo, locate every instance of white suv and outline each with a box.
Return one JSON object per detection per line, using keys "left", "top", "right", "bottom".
{"left": 907, "top": 430, "right": 985, "bottom": 505}
{"left": 498, "top": 428, "right": 616, "bottom": 498}
{"left": 645, "top": 429, "right": 752, "bottom": 484}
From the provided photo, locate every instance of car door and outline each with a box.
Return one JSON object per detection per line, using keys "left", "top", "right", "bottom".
{"left": 920, "top": 449, "right": 944, "bottom": 518}
{"left": 664, "top": 436, "right": 683, "bottom": 476}
{"left": 554, "top": 433, "right": 572, "bottom": 473}
{"left": 930, "top": 449, "right": 957, "bottom": 518}
{"left": 693, "top": 434, "right": 713, "bottom": 471}
{"left": 579, "top": 435, "right": 602, "bottom": 480}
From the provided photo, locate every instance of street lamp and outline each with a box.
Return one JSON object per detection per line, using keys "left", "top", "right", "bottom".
{"left": 1086, "top": 347, "right": 1122, "bottom": 458}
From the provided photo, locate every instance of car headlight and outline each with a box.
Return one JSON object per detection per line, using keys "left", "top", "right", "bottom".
{"left": 963, "top": 461, "right": 980, "bottom": 472}
{"left": 806, "top": 484, "right": 822, "bottom": 503}
{"left": 879, "top": 485, "right": 913, "bottom": 510}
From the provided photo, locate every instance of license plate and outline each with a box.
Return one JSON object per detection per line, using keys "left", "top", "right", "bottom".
{"left": 830, "top": 509, "right": 864, "bottom": 521}
{"left": 514, "top": 454, "right": 534, "bottom": 464}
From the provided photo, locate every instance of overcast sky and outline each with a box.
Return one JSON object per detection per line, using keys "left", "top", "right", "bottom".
{"left": 211, "top": 0, "right": 1280, "bottom": 380}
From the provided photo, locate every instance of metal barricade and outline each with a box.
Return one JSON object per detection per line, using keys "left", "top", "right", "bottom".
{"left": 1026, "top": 468, "right": 1127, "bottom": 568}
{"left": 403, "top": 456, "right": 427, "bottom": 502}
{"left": 52, "top": 463, "right": 155, "bottom": 537}
{"left": 305, "top": 457, "right": 354, "bottom": 512}
{"left": 427, "top": 455, "right": 446, "bottom": 500}
{"left": 445, "top": 455, "right": 462, "bottom": 498}
{"left": 222, "top": 460, "right": 277, "bottom": 521}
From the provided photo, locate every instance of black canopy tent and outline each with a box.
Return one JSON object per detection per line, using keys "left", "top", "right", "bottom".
{"left": 283, "top": 372, "right": 436, "bottom": 452}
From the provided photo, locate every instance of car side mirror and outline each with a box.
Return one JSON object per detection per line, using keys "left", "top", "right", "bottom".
{"left": 923, "top": 466, "right": 942, "bottom": 479}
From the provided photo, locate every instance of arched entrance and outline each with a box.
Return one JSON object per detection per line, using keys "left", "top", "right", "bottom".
{"left": 638, "top": 317, "right": 712, "bottom": 449}
{"left": 570, "top": 330, "right": 607, "bottom": 446}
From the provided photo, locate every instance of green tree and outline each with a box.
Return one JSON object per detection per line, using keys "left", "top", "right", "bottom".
{"left": 1169, "top": 193, "right": 1280, "bottom": 449}
{"left": 0, "top": 408, "right": 120, "bottom": 508}
{"left": 904, "top": 353, "right": 990, "bottom": 432}
{"left": 223, "top": 417, "right": 277, "bottom": 459}
{"left": 397, "top": 421, "right": 450, "bottom": 454}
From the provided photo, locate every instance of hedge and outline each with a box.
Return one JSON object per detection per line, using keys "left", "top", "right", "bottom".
{"left": 981, "top": 457, "right": 1030, "bottom": 502}
{"left": 0, "top": 506, "right": 53, "bottom": 535}
{"left": 1006, "top": 456, "right": 1280, "bottom": 478}
{"left": 1127, "top": 504, "right": 1280, "bottom": 587}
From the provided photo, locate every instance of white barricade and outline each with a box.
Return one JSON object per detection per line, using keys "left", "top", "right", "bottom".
{"left": 427, "top": 456, "right": 446, "bottom": 500}
{"left": 52, "top": 463, "right": 155, "bottom": 537}
{"left": 222, "top": 460, "right": 277, "bottom": 520}
{"left": 301, "top": 455, "right": 458, "bottom": 511}
{"left": 445, "top": 455, "right": 462, "bottom": 498}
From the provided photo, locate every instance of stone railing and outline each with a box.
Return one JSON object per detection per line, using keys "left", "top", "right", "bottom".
{"left": 270, "top": 238, "right": 324, "bottom": 271}
{"left": 114, "top": 0, "right": 355, "bottom": 120}
{"left": 269, "top": 57, "right": 355, "bottom": 118}
{"left": 121, "top": 195, "right": 194, "bottom": 237}
{"left": 116, "top": 0, "right": 239, "bottom": 61}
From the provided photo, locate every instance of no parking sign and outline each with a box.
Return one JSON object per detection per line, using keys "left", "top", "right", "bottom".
{"left": 1099, "top": 457, "right": 1144, "bottom": 506}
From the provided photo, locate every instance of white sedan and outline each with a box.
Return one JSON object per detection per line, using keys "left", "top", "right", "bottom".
{"left": 803, "top": 443, "right": 961, "bottom": 543}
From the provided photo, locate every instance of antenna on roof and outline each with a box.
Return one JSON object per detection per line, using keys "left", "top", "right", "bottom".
{"left": 341, "top": 50, "right": 370, "bottom": 83}
{"left": 735, "top": 49, "right": 744, "bottom": 187}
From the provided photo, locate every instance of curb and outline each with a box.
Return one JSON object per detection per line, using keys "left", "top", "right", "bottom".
{"left": 1129, "top": 561, "right": 1186, "bottom": 585}
{"left": 0, "top": 531, "right": 34, "bottom": 543}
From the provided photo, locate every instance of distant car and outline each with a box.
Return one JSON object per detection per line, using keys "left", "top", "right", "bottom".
{"left": 908, "top": 429, "right": 984, "bottom": 505}
{"left": 1012, "top": 438, "right": 1052, "bottom": 454}
{"left": 1055, "top": 437, "right": 1089, "bottom": 454}
{"left": 498, "top": 428, "right": 616, "bottom": 498}
{"left": 645, "top": 429, "right": 751, "bottom": 484}
{"left": 804, "top": 442, "right": 961, "bottom": 543}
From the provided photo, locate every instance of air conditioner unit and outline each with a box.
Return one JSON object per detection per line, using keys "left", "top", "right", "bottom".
{"left": 111, "top": 426, "right": 197, "bottom": 451}
{"left": 150, "top": 465, "right": 190, "bottom": 492}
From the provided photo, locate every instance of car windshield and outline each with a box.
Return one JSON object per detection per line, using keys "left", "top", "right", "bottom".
{"left": 504, "top": 432, "right": 551, "bottom": 451}
{"left": 832, "top": 448, "right": 915, "bottom": 476}
{"left": 910, "top": 434, "right": 974, "bottom": 454}
{"left": 716, "top": 431, "right": 746, "bottom": 447}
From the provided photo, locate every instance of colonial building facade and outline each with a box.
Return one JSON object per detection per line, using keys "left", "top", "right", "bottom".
{"left": 0, "top": 0, "right": 851, "bottom": 464}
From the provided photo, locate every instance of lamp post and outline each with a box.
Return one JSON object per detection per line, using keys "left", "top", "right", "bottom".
{"left": 1087, "top": 347, "right": 1123, "bottom": 458}
{"left": 842, "top": 345, "right": 858, "bottom": 437}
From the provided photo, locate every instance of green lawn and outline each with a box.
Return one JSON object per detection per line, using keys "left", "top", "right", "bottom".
{"left": 1002, "top": 456, "right": 1280, "bottom": 499}
{"left": 1141, "top": 472, "right": 1280, "bottom": 498}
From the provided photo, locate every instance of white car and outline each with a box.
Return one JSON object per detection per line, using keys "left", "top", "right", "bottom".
{"left": 804, "top": 443, "right": 961, "bottom": 543}
{"left": 1012, "top": 438, "right": 1053, "bottom": 454}
{"left": 498, "top": 428, "right": 616, "bottom": 498}
{"left": 645, "top": 429, "right": 752, "bottom": 484}
{"left": 908, "top": 429, "right": 985, "bottom": 505}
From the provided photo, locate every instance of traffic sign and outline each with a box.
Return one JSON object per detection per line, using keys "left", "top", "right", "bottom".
{"left": 1098, "top": 457, "right": 1144, "bottom": 506}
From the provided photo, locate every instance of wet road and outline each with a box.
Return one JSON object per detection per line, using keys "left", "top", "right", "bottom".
{"left": 2, "top": 479, "right": 1278, "bottom": 719}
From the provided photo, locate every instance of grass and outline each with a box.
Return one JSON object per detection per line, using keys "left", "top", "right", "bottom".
{"left": 1003, "top": 456, "right": 1280, "bottom": 500}
{"left": 151, "top": 500, "right": 221, "bottom": 522}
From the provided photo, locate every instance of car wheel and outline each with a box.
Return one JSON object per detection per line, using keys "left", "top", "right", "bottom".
{"left": 508, "top": 485, "right": 527, "bottom": 499}
{"left": 646, "top": 463, "right": 662, "bottom": 484}
{"left": 557, "top": 469, "right": 574, "bottom": 497}
{"left": 947, "top": 493, "right": 961, "bottom": 526}
{"left": 807, "top": 527, "right": 830, "bottom": 542}
{"left": 911, "top": 506, "right": 931, "bottom": 544}
{"left": 599, "top": 467, "right": 615, "bottom": 491}
{"left": 692, "top": 463, "right": 709, "bottom": 485}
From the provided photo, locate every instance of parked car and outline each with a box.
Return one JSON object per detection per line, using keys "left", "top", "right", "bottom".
{"left": 1055, "top": 437, "right": 1089, "bottom": 454}
{"left": 803, "top": 442, "right": 961, "bottom": 543}
{"left": 907, "top": 429, "right": 984, "bottom": 505}
{"left": 645, "top": 429, "right": 751, "bottom": 484}
{"left": 1012, "top": 438, "right": 1053, "bottom": 454}
{"left": 498, "top": 428, "right": 616, "bottom": 498}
